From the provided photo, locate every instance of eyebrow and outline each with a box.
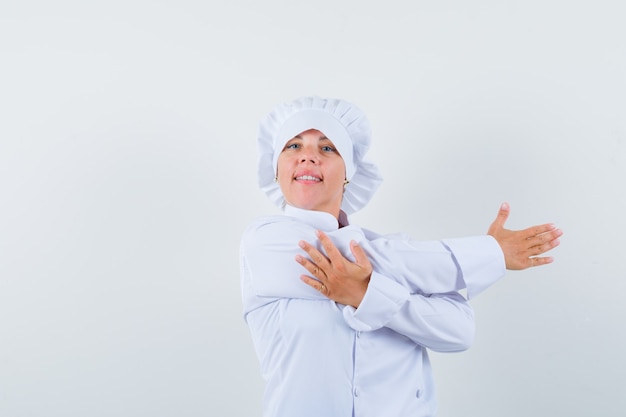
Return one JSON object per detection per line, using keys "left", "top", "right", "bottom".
{"left": 292, "top": 135, "right": 331, "bottom": 141}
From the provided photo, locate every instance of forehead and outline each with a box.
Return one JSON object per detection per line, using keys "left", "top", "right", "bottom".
{"left": 291, "top": 129, "right": 333, "bottom": 141}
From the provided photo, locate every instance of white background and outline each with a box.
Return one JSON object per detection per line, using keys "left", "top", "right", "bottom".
{"left": 1, "top": 1, "right": 624, "bottom": 416}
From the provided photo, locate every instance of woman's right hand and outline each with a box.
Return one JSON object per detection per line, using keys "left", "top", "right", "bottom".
{"left": 296, "top": 230, "right": 372, "bottom": 308}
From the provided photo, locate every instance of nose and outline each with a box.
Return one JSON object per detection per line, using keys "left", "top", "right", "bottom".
{"left": 299, "top": 150, "right": 319, "bottom": 164}
{"left": 300, "top": 156, "right": 318, "bottom": 164}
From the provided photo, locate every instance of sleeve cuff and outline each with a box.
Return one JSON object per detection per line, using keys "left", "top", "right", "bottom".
{"left": 442, "top": 235, "right": 506, "bottom": 299}
{"left": 342, "top": 271, "right": 410, "bottom": 331}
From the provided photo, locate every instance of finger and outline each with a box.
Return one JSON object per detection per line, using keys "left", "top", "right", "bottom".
{"left": 522, "top": 223, "right": 558, "bottom": 240}
{"left": 300, "top": 275, "right": 327, "bottom": 294}
{"left": 349, "top": 240, "right": 372, "bottom": 269}
{"left": 295, "top": 254, "right": 326, "bottom": 279}
{"left": 488, "top": 202, "right": 510, "bottom": 233}
{"left": 526, "top": 228, "right": 562, "bottom": 247}
{"left": 528, "top": 256, "right": 554, "bottom": 268}
{"left": 298, "top": 239, "right": 330, "bottom": 269}
{"left": 527, "top": 238, "right": 561, "bottom": 257}
{"left": 315, "top": 230, "right": 344, "bottom": 264}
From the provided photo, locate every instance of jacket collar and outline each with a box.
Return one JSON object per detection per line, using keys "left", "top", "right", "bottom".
{"left": 283, "top": 205, "right": 350, "bottom": 231}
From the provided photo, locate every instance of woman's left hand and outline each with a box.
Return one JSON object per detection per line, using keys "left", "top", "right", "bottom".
{"left": 296, "top": 230, "right": 372, "bottom": 308}
{"left": 487, "top": 202, "right": 562, "bottom": 270}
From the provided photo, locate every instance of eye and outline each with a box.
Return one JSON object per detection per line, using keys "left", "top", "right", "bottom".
{"left": 284, "top": 142, "right": 301, "bottom": 150}
{"left": 321, "top": 145, "right": 336, "bottom": 153}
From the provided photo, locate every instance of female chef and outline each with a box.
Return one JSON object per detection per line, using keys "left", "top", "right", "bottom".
{"left": 240, "top": 96, "right": 562, "bottom": 417}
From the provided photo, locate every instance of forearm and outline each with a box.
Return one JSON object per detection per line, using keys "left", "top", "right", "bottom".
{"left": 386, "top": 293, "right": 474, "bottom": 352}
{"left": 365, "top": 233, "right": 505, "bottom": 298}
{"left": 342, "top": 272, "right": 474, "bottom": 352}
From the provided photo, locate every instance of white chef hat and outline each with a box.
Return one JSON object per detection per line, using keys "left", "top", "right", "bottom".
{"left": 257, "top": 96, "right": 383, "bottom": 214}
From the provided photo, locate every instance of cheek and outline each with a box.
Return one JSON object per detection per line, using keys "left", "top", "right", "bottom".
{"left": 276, "top": 156, "right": 288, "bottom": 175}
{"left": 276, "top": 159, "right": 294, "bottom": 186}
{"left": 330, "top": 167, "right": 346, "bottom": 189}
{"left": 333, "top": 161, "right": 347, "bottom": 181}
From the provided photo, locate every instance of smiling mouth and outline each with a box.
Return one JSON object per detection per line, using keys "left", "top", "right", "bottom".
{"left": 295, "top": 175, "right": 321, "bottom": 182}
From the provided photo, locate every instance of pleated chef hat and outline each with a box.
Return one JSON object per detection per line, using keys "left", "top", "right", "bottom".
{"left": 257, "top": 96, "right": 383, "bottom": 214}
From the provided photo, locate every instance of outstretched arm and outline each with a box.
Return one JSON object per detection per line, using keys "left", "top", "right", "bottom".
{"left": 298, "top": 202, "right": 563, "bottom": 305}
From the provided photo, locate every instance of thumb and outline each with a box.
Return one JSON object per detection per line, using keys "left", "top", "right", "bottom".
{"left": 488, "top": 202, "right": 510, "bottom": 235}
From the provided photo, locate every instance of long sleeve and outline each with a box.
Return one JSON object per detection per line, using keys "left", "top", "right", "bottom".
{"left": 341, "top": 271, "right": 474, "bottom": 352}
{"left": 363, "top": 229, "right": 505, "bottom": 299}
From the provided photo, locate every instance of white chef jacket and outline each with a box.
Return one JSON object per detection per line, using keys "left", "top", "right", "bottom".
{"left": 240, "top": 205, "right": 505, "bottom": 417}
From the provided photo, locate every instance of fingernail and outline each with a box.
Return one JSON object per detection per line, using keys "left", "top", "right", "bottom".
{"left": 298, "top": 241, "right": 306, "bottom": 248}
{"left": 315, "top": 230, "right": 322, "bottom": 237}
{"left": 295, "top": 255, "right": 303, "bottom": 263}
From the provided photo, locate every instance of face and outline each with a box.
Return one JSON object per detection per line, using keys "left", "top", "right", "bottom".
{"left": 276, "top": 129, "right": 346, "bottom": 217}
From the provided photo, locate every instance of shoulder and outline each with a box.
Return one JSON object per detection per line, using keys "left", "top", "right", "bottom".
{"left": 241, "top": 215, "right": 315, "bottom": 247}
{"left": 243, "top": 214, "right": 292, "bottom": 232}
{"left": 359, "top": 225, "right": 411, "bottom": 241}
{"left": 243, "top": 214, "right": 301, "bottom": 236}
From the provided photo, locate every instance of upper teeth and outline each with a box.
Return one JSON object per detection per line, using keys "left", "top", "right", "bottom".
{"left": 296, "top": 175, "right": 320, "bottom": 181}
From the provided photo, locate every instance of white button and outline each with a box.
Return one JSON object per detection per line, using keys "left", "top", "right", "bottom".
{"left": 354, "top": 387, "right": 360, "bottom": 397}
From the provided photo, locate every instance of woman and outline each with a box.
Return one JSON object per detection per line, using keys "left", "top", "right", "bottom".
{"left": 240, "top": 96, "right": 562, "bottom": 417}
